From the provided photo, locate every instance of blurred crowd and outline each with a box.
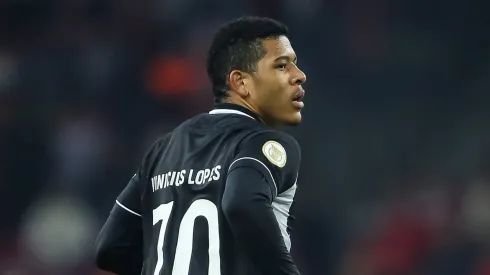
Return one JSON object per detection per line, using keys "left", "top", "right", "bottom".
{"left": 0, "top": 0, "right": 489, "bottom": 274}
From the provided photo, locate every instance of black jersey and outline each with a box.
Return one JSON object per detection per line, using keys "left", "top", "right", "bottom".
{"left": 96, "top": 103, "right": 301, "bottom": 275}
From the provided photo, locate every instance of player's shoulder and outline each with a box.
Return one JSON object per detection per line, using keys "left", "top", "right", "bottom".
{"left": 231, "top": 128, "right": 300, "bottom": 193}
{"left": 236, "top": 129, "right": 301, "bottom": 170}
{"left": 242, "top": 129, "right": 301, "bottom": 155}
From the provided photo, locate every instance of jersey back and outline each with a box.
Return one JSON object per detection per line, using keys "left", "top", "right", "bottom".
{"left": 140, "top": 112, "right": 265, "bottom": 275}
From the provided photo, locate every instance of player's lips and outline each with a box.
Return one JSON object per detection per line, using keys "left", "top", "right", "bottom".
{"left": 292, "top": 89, "right": 305, "bottom": 109}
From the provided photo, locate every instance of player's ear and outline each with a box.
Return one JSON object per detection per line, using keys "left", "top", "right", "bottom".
{"left": 229, "top": 70, "right": 249, "bottom": 98}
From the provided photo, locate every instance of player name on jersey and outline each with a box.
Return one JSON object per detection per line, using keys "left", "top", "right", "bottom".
{"left": 151, "top": 165, "right": 222, "bottom": 192}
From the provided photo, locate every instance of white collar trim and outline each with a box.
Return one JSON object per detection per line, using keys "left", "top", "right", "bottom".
{"left": 209, "top": 109, "right": 255, "bottom": 120}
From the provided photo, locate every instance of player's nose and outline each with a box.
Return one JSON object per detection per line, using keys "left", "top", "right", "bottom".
{"left": 292, "top": 68, "right": 306, "bottom": 85}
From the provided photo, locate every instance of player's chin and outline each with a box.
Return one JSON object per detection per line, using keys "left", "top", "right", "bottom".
{"left": 283, "top": 110, "right": 302, "bottom": 126}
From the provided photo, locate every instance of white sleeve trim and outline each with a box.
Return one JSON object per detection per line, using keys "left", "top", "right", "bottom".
{"left": 229, "top": 157, "right": 278, "bottom": 197}
{"left": 116, "top": 200, "right": 142, "bottom": 217}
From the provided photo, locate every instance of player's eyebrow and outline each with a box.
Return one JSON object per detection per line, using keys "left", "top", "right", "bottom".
{"left": 274, "top": 55, "right": 297, "bottom": 64}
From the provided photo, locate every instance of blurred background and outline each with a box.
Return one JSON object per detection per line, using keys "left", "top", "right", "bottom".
{"left": 0, "top": 0, "right": 489, "bottom": 275}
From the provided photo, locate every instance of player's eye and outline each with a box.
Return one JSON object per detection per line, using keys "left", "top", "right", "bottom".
{"left": 276, "top": 64, "right": 287, "bottom": 71}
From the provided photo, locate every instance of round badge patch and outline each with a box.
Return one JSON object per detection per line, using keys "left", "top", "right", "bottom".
{"left": 262, "top": 141, "right": 287, "bottom": 168}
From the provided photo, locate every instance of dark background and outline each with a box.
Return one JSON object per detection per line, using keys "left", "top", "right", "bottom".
{"left": 1, "top": 1, "right": 489, "bottom": 274}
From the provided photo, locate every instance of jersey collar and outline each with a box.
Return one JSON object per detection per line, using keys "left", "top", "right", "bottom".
{"left": 209, "top": 103, "right": 262, "bottom": 121}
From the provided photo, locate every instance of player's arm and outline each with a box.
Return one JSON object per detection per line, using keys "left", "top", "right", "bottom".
{"left": 96, "top": 139, "right": 163, "bottom": 275}
{"left": 222, "top": 131, "right": 301, "bottom": 275}
{"left": 95, "top": 170, "right": 145, "bottom": 275}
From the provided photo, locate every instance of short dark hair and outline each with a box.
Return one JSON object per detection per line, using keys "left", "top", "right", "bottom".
{"left": 206, "top": 16, "right": 289, "bottom": 103}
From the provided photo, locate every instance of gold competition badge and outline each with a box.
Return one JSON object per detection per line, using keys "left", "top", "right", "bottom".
{"left": 262, "top": 141, "right": 287, "bottom": 168}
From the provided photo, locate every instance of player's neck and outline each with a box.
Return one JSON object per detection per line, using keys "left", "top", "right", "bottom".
{"left": 222, "top": 98, "right": 267, "bottom": 125}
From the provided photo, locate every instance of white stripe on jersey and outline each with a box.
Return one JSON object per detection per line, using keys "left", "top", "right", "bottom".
{"left": 116, "top": 200, "right": 142, "bottom": 217}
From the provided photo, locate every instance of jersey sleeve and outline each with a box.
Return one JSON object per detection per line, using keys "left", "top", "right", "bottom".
{"left": 228, "top": 130, "right": 301, "bottom": 198}
{"left": 222, "top": 166, "right": 301, "bottom": 274}
{"left": 116, "top": 171, "right": 144, "bottom": 217}
{"left": 96, "top": 137, "right": 166, "bottom": 274}
{"left": 116, "top": 138, "right": 165, "bottom": 216}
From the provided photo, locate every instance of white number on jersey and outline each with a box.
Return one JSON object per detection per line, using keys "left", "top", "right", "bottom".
{"left": 152, "top": 199, "right": 221, "bottom": 275}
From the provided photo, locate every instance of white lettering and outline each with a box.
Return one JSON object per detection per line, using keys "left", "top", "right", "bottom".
{"left": 212, "top": 165, "right": 221, "bottom": 180}
{"left": 195, "top": 170, "right": 205, "bottom": 185}
{"left": 150, "top": 165, "right": 222, "bottom": 192}
{"left": 176, "top": 170, "right": 186, "bottom": 186}
{"left": 203, "top": 169, "right": 211, "bottom": 183}
{"left": 168, "top": 171, "right": 176, "bottom": 187}
{"left": 188, "top": 169, "right": 195, "bottom": 184}
{"left": 157, "top": 175, "right": 164, "bottom": 190}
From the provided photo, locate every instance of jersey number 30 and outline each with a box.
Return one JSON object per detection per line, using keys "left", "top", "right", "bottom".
{"left": 152, "top": 199, "right": 221, "bottom": 275}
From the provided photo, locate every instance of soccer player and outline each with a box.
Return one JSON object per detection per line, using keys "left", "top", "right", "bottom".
{"left": 95, "top": 16, "right": 307, "bottom": 275}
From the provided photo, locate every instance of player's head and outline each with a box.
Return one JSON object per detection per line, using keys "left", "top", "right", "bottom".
{"left": 207, "top": 16, "right": 307, "bottom": 126}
